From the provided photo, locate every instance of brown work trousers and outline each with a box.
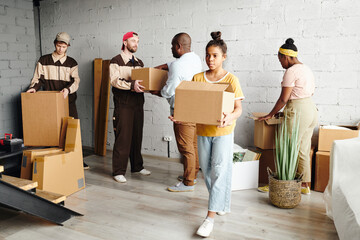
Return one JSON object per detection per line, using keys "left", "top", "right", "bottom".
{"left": 112, "top": 88, "right": 145, "bottom": 176}
{"left": 173, "top": 122, "right": 199, "bottom": 186}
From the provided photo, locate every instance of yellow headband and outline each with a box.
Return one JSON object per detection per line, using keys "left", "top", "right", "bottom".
{"left": 279, "top": 48, "right": 298, "bottom": 57}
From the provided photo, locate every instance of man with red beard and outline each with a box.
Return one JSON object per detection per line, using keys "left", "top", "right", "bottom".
{"left": 109, "top": 32, "right": 151, "bottom": 183}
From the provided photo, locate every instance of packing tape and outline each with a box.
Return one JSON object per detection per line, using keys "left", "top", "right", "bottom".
{"left": 33, "top": 161, "right": 37, "bottom": 174}
{"left": 65, "top": 144, "right": 75, "bottom": 149}
{"left": 67, "top": 123, "right": 77, "bottom": 129}
{"left": 22, "top": 155, "right": 27, "bottom": 168}
{"left": 78, "top": 178, "right": 84, "bottom": 188}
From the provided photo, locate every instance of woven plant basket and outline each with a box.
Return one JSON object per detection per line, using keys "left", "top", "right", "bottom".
{"left": 268, "top": 168, "right": 302, "bottom": 209}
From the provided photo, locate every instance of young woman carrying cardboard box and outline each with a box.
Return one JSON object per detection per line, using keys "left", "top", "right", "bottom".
{"left": 171, "top": 31, "right": 244, "bottom": 237}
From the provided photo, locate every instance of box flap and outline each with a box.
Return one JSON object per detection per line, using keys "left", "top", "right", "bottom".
{"left": 251, "top": 112, "right": 282, "bottom": 125}
{"left": 177, "top": 81, "right": 231, "bottom": 92}
{"left": 251, "top": 112, "right": 267, "bottom": 119}
{"left": 265, "top": 118, "right": 282, "bottom": 125}
{"left": 316, "top": 151, "right": 330, "bottom": 157}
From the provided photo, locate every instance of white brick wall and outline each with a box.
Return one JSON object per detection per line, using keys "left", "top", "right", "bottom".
{"left": 0, "top": 0, "right": 37, "bottom": 138}
{"left": 33, "top": 0, "right": 360, "bottom": 156}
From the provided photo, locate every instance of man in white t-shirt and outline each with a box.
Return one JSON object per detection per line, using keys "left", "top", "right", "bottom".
{"left": 152, "top": 33, "right": 202, "bottom": 192}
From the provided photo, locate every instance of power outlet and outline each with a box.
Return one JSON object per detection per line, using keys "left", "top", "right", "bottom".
{"left": 163, "top": 136, "right": 172, "bottom": 142}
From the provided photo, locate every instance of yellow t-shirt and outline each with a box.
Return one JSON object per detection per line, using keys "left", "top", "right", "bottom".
{"left": 193, "top": 71, "right": 245, "bottom": 137}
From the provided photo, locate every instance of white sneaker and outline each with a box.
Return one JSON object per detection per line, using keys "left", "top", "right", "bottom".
{"left": 113, "top": 175, "right": 127, "bottom": 183}
{"left": 217, "top": 211, "right": 227, "bottom": 216}
{"left": 196, "top": 219, "right": 214, "bottom": 237}
{"left": 139, "top": 169, "right": 151, "bottom": 176}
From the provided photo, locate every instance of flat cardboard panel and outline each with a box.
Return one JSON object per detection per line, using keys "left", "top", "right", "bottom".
{"left": 131, "top": 68, "right": 168, "bottom": 91}
{"left": 232, "top": 160, "right": 259, "bottom": 191}
{"left": 318, "top": 126, "right": 360, "bottom": 152}
{"left": 21, "top": 91, "right": 69, "bottom": 146}
{"left": 65, "top": 119, "right": 82, "bottom": 154}
{"left": 20, "top": 148, "right": 63, "bottom": 180}
{"left": 32, "top": 119, "right": 84, "bottom": 196}
{"left": 314, "top": 151, "right": 330, "bottom": 192}
{"left": 252, "top": 112, "right": 282, "bottom": 150}
{"left": 59, "top": 117, "right": 74, "bottom": 149}
{"left": 174, "top": 81, "right": 235, "bottom": 125}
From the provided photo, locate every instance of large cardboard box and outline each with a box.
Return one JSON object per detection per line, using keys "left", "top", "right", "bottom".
{"left": 21, "top": 91, "right": 69, "bottom": 146}
{"left": 174, "top": 81, "right": 234, "bottom": 125}
{"left": 32, "top": 119, "right": 84, "bottom": 196}
{"left": 20, "top": 148, "right": 63, "bottom": 180}
{"left": 131, "top": 67, "right": 168, "bottom": 91}
{"left": 318, "top": 125, "right": 360, "bottom": 152}
{"left": 314, "top": 151, "right": 330, "bottom": 192}
{"left": 232, "top": 160, "right": 259, "bottom": 191}
{"left": 252, "top": 113, "right": 282, "bottom": 149}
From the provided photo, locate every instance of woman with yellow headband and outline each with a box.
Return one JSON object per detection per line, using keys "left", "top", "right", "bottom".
{"left": 258, "top": 38, "right": 318, "bottom": 195}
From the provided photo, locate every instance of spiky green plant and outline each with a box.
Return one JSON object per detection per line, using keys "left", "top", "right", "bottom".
{"left": 274, "top": 112, "right": 300, "bottom": 180}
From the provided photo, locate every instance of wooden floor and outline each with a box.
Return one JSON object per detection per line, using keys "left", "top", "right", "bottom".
{"left": 0, "top": 152, "right": 338, "bottom": 240}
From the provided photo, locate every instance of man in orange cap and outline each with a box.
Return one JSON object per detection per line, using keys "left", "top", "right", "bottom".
{"left": 109, "top": 31, "right": 151, "bottom": 183}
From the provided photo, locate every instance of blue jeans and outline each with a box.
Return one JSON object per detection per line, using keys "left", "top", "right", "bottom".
{"left": 198, "top": 133, "right": 233, "bottom": 212}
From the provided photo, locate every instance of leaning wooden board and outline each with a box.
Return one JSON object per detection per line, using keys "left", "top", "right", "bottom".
{"left": 95, "top": 60, "right": 111, "bottom": 156}
{"left": 94, "top": 59, "right": 103, "bottom": 155}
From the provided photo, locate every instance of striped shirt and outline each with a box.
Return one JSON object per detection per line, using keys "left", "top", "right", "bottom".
{"left": 109, "top": 51, "right": 144, "bottom": 91}
{"left": 29, "top": 52, "right": 80, "bottom": 96}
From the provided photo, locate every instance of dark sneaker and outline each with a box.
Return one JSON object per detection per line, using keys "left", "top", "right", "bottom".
{"left": 83, "top": 162, "right": 90, "bottom": 170}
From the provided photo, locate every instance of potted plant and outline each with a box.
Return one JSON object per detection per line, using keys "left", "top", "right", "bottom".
{"left": 268, "top": 112, "right": 302, "bottom": 209}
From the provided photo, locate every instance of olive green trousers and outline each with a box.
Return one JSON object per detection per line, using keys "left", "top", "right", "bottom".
{"left": 285, "top": 97, "right": 318, "bottom": 183}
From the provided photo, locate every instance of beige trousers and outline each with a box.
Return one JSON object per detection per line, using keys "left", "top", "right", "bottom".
{"left": 285, "top": 97, "right": 318, "bottom": 183}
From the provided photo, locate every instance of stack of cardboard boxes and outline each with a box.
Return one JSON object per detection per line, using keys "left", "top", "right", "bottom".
{"left": 314, "top": 124, "right": 360, "bottom": 192}
{"left": 21, "top": 92, "right": 85, "bottom": 196}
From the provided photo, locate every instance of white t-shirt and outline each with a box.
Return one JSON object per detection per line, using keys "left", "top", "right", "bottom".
{"left": 160, "top": 52, "right": 202, "bottom": 114}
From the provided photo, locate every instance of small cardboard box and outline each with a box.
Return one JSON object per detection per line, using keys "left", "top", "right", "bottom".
{"left": 314, "top": 151, "right": 330, "bottom": 192}
{"left": 252, "top": 113, "right": 282, "bottom": 150}
{"left": 32, "top": 119, "right": 84, "bottom": 196}
{"left": 318, "top": 125, "right": 360, "bottom": 152}
{"left": 32, "top": 151, "right": 85, "bottom": 196}
{"left": 21, "top": 91, "right": 69, "bottom": 146}
{"left": 20, "top": 148, "right": 63, "bottom": 180}
{"left": 131, "top": 67, "right": 168, "bottom": 91}
{"left": 232, "top": 160, "right": 259, "bottom": 191}
{"left": 174, "top": 81, "right": 235, "bottom": 125}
